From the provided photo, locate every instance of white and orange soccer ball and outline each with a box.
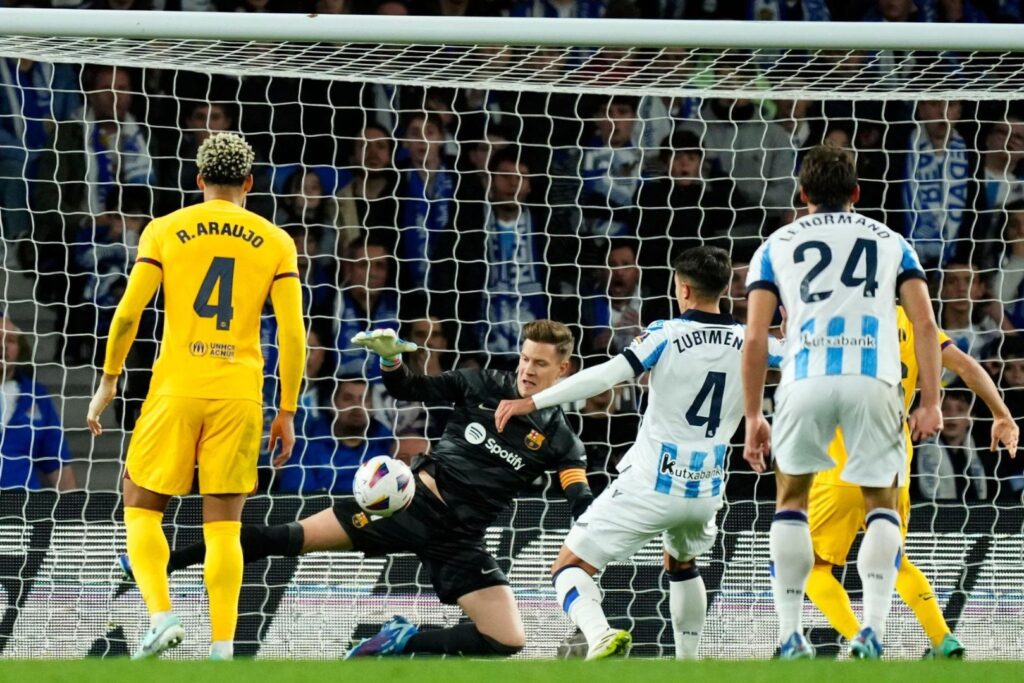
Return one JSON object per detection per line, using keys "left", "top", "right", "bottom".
{"left": 353, "top": 455, "right": 416, "bottom": 517}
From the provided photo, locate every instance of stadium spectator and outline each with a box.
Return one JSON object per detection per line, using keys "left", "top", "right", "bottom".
{"left": 0, "top": 58, "right": 79, "bottom": 243}
{"left": 396, "top": 112, "right": 457, "bottom": 298}
{"left": 679, "top": 64, "right": 796, "bottom": 239}
{"left": 337, "top": 122, "right": 399, "bottom": 246}
{"left": 508, "top": 0, "right": 607, "bottom": 17}
{"left": 454, "top": 148, "right": 548, "bottom": 359}
{"left": 276, "top": 377, "right": 394, "bottom": 495}
{"left": 314, "top": 0, "right": 348, "bottom": 12}
{"left": 998, "top": 201, "right": 1024, "bottom": 330}
{"left": 32, "top": 65, "right": 156, "bottom": 340}
{"left": 979, "top": 116, "right": 1024, "bottom": 223}
{"left": 727, "top": 254, "right": 752, "bottom": 324}
{"left": 894, "top": 100, "right": 981, "bottom": 268}
{"left": 988, "top": 335, "right": 1024, "bottom": 497}
{"left": 333, "top": 232, "right": 401, "bottom": 385}
{"left": 633, "top": 129, "right": 735, "bottom": 288}
{"left": 938, "top": 262, "right": 1004, "bottom": 376}
{"left": 579, "top": 96, "right": 643, "bottom": 241}
{"left": 161, "top": 101, "right": 231, "bottom": 209}
{"left": 936, "top": 0, "right": 991, "bottom": 22}
{"left": 0, "top": 316, "right": 76, "bottom": 490}
{"left": 375, "top": 0, "right": 408, "bottom": 15}
{"left": 579, "top": 238, "right": 669, "bottom": 359}
{"left": 299, "top": 326, "right": 334, "bottom": 428}
{"left": 388, "top": 316, "right": 453, "bottom": 439}
{"left": 916, "top": 387, "right": 993, "bottom": 501}
{"left": 393, "top": 427, "right": 430, "bottom": 465}
{"left": 284, "top": 224, "right": 334, "bottom": 322}
{"left": 862, "top": 0, "right": 934, "bottom": 22}
{"left": 276, "top": 166, "right": 341, "bottom": 257}
{"left": 66, "top": 186, "right": 150, "bottom": 365}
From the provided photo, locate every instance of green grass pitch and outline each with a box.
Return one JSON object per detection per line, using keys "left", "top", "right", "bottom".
{"left": 0, "top": 659, "right": 1020, "bottom": 683}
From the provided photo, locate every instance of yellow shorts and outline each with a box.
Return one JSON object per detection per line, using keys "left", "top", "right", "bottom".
{"left": 808, "top": 482, "right": 911, "bottom": 566}
{"left": 126, "top": 395, "right": 262, "bottom": 496}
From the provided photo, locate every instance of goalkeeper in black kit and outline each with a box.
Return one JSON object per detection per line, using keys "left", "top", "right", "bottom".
{"left": 125, "top": 320, "right": 593, "bottom": 658}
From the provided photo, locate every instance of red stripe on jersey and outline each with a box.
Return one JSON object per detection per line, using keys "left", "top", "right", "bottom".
{"left": 137, "top": 257, "right": 162, "bottom": 269}
{"left": 273, "top": 272, "right": 299, "bottom": 281}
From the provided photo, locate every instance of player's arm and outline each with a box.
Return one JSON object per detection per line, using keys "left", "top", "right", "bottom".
{"left": 742, "top": 241, "right": 779, "bottom": 474}
{"left": 942, "top": 343, "right": 1019, "bottom": 456}
{"left": 742, "top": 289, "right": 776, "bottom": 474}
{"left": 269, "top": 253, "right": 306, "bottom": 467}
{"left": 494, "top": 354, "right": 634, "bottom": 432}
{"left": 556, "top": 434, "right": 594, "bottom": 519}
{"left": 86, "top": 252, "right": 163, "bottom": 436}
{"left": 900, "top": 279, "right": 943, "bottom": 441}
{"left": 354, "top": 329, "right": 472, "bottom": 404}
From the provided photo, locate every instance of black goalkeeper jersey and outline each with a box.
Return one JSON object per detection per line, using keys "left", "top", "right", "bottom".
{"left": 382, "top": 364, "right": 586, "bottom": 532}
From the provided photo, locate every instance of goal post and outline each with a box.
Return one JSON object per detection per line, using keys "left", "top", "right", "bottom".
{"left": 0, "top": 8, "right": 1021, "bottom": 660}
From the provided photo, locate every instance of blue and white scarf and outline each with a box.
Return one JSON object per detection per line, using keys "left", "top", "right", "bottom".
{"left": 400, "top": 167, "right": 455, "bottom": 286}
{"left": 903, "top": 124, "right": 971, "bottom": 267}
{"left": 479, "top": 210, "right": 547, "bottom": 355}
{"left": 84, "top": 110, "right": 154, "bottom": 213}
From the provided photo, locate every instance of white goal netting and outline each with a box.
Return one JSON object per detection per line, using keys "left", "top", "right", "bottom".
{"left": 0, "top": 12, "right": 1022, "bottom": 660}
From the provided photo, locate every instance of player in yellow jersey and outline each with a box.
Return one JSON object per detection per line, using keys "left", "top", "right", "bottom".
{"left": 86, "top": 133, "right": 306, "bottom": 661}
{"left": 806, "top": 306, "right": 1018, "bottom": 658}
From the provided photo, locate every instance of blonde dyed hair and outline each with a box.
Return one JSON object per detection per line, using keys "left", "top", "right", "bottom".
{"left": 197, "top": 132, "right": 255, "bottom": 186}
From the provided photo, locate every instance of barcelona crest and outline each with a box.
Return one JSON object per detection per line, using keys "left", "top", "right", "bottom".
{"left": 525, "top": 429, "right": 545, "bottom": 451}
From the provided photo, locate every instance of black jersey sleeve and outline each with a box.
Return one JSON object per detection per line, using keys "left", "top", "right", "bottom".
{"left": 381, "top": 362, "right": 473, "bottom": 405}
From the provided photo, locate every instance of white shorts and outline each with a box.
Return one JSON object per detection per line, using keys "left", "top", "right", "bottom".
{"left": 772, "top": 375, "right": 906, "bottom": 487}
{"left": 564, "top": 477, "right": 723, "bottom": 570}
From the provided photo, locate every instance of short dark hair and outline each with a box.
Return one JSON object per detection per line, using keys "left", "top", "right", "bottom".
{"left": 662, "top": 129, "right": 704, "bottom": 162}
{"left": 522, "top": 319, "right": 574, "bottom": 361}
{"left": 673, "top": 246, "right": 732, "bottom": 301}
{"left": 487, "top": 146, "right": 528, "bottom": 174}
{"left": 799, "top": 142, "right": 857, "bottom": 208}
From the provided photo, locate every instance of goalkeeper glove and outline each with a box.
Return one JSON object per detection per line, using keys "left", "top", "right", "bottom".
{"left": 351, "top": 329, "right": 417, "bottom": 367}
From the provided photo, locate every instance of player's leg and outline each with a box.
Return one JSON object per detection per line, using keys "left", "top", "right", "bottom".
{"left": 415, "top": 584, "right": 527, "bottom": 656}
{"left": 840, "top": 376, "right": 906, "bottom": 659}
{"left": 162, "top": 509, "right": 349, "bottom": 573}
{"left": 661, "top": 496, "right": 721, "bottom": 660}
{"left": 196, "top": 398, "right": 276, "bottom": 660}
{"left": 663, "top": 554, "right": 704, "bottom": 659}
{"left": 551, "top": 481, "right": 667, "bottom": 659}
{"left": 550, "top": 546, "right": 632, "bottom": 659}
{"left": 893, "top": 487, "right": 962, "bottom": 657}
{"left": 123, "top": 478, "right": 175, "bottom": 627}
{"left": 769, "top": 377, "right": 840, "bottom": 658}
{"left": 805, "top": 483, "right": 863, "bottom": 641}
{"left": 122, "top": 395, "right": 198, "bottom": 659}
{"left": 770, "top": 471, "right": 816, "bottom": 654}
{"left": 201, "top": 493, "right": 247, "bottom": 660}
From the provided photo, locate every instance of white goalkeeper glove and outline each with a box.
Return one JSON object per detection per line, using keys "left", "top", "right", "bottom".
{"left": 351, "top": 328, "right": 417, "bottom": 366}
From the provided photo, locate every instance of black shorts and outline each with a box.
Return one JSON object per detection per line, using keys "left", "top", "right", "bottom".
{"left": 334, "top": 475, "right": 508, "bottom": 605}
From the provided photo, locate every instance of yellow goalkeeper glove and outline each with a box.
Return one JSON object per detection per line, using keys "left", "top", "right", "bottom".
{"left": 351, "top": 329, "right": 417, "bottom": 366}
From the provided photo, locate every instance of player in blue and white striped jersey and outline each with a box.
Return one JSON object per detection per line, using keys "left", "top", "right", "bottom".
{"left": 495, "top": 246, "right": 783, "bottom": 660}
{"left": 743, "top": 143, "right": 944, "bottom": 660}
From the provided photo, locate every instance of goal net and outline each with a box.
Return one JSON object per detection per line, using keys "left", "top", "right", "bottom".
{"left": 0, "top": 9, "right": 1022, "bottom": 660}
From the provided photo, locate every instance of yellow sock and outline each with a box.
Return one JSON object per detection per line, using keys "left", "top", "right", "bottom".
{"left": 805, "top": 562, "right": 860, "bottom": 640}
{"left": 124, "top": 507, "right": 172, "bottom": 616}
{"left": 203, "top": 521, "right": 243, "bottom": 643}
{"left": 896, "top": 558, "right": 949, "bottom": 647}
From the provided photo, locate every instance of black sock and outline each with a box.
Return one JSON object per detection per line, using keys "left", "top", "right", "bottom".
{"left": 404, "top": 623, "right": 522, "bottom": 657}
{"left": 167, "top": 522, "right": 304, "bottom": 572}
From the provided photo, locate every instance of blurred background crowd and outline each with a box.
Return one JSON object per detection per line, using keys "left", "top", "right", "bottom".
{"left": 1, "top": 0, "right": 1023, "bottom": 508}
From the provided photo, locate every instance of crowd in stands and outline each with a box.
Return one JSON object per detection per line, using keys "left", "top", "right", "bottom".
{"left": 1, "top": 0, "right": 1024, "bottom": 506}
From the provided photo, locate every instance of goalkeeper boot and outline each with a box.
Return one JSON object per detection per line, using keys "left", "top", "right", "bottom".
{"left": 848, "top": 626, "right": 884, "bottom": 660}
{"left": 131, "top": 614, "right": 185, "bottom": 660}
{"left": 585, "top": 629, "right": 632, "bottom": 660}
{"left": 923, "top": 634, "right": 965, "bottom": 660}
{"left": 345, "top": 616, "right": 418, "bottom": 658}
{"left": 117, "top": 553, "right": 135, "bottom": 582}
{"left": 778, "top": 632, "right": 815, "bottom": 660}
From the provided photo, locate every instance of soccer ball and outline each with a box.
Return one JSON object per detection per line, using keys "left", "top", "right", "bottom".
{"left": 353, "top": 455, "right": 416, "bottom": 517}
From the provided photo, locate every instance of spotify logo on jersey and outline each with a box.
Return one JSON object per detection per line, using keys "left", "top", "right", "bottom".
{"left": 465, "top": 422, "right": 487, "bottom": 445}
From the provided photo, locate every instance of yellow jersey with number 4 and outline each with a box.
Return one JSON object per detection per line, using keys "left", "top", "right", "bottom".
{"left": 131, "top": 199, "right": 298, "bottom": 405}
{"left": 817, "top": 306, "right": 953, "bottom": 487}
